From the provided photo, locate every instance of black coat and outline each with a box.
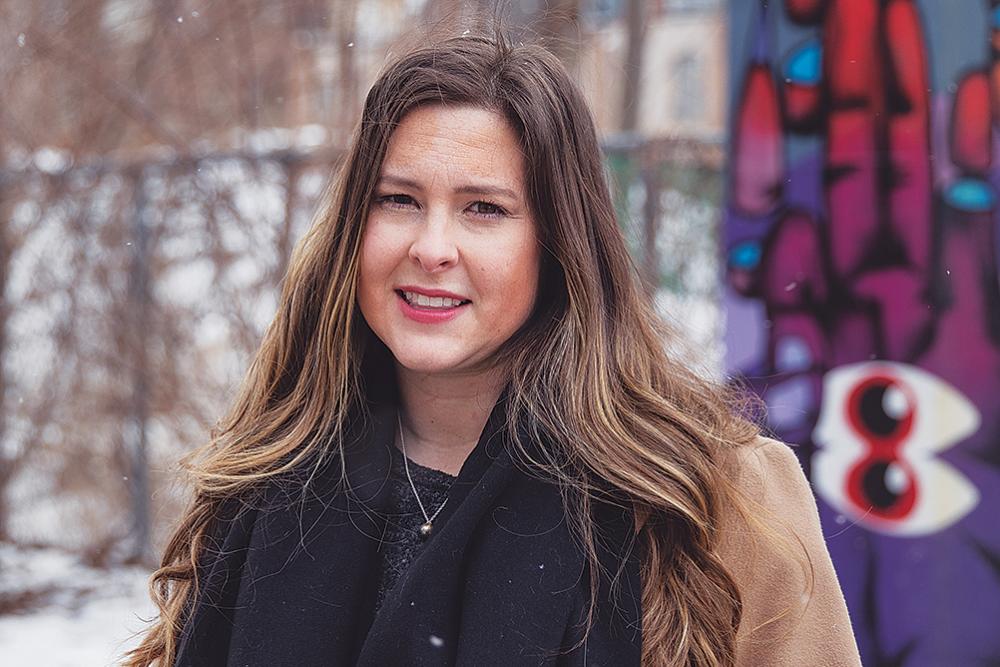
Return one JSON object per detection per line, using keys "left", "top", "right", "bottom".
{"left": 175, "top": 395, "right": 642, "bottom": 666}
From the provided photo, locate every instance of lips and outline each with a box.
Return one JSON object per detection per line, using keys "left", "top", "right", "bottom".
{"left": 394, "top": 286, "right": 470, "bottom": 324}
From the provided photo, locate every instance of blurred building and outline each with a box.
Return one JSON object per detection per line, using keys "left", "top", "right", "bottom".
{"left": 578, "top": 0, "right": 727, "bottom": 141}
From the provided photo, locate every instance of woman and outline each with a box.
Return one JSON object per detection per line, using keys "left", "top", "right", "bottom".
{"left": 128, "top": 34, "right": 861, "bottom": 666}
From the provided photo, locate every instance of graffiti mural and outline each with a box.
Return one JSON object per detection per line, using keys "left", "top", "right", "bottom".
{"left": 726, "top": 1, "right": 1000, "bottom": 664}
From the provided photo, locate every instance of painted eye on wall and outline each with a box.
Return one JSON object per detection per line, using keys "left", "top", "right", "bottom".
{"left": 812, "top": 361, "right": 980, "bottom": 536}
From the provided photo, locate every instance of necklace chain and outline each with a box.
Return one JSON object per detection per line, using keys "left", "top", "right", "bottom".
{"left": 397, "top": 413, "right": 448, "bottom": 536}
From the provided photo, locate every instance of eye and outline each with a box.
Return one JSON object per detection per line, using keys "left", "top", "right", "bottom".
{"left": 467, "top": 200, "right": 508, "bottom": 218}
{"left": 812, "top": 361, "right": 980, "bottom": 536}
{"left": 376, "top": 194, "right": 418, "bottom": 210}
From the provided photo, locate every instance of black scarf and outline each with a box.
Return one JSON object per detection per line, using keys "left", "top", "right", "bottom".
{"left": 175, "top": 394, "right": 642, "bottom": 666}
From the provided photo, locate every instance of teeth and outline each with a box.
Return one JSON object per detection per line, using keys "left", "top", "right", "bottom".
{"left": 402, "top": 291, "right": 466, "bottom": 308}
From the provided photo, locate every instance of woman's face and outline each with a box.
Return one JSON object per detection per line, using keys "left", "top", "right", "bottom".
{"left": 357, "top": 104, "right": 541, "bottom": 377}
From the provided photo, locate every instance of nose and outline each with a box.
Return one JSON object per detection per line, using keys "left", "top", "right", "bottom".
{"left": 408, "top": 207, "right": 459, "bottom": 272}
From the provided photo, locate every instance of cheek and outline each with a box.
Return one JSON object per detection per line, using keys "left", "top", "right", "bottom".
{"left": 485, "top": 236, "right": 541, "bottom": 315}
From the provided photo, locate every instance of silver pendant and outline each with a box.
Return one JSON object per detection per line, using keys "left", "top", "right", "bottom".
{"left": 419, "top": 521, "right": 434, "bottom": 538}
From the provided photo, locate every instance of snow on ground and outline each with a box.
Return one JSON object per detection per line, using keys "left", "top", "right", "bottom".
{"left": 0, "top": 543, "right": 155, "bottom": 666}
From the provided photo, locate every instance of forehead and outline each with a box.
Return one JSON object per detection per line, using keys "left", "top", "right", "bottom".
{"left": 381, "top": 105, "right": 527, "bottom": 188}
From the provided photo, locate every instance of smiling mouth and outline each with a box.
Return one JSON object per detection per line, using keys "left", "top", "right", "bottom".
{"left": 396, "top": 290, "right": 471, "bottom": 309}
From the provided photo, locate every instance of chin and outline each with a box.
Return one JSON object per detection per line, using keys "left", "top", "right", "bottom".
{"left": 390, "top": 349, "right": 473, "bottom": 375}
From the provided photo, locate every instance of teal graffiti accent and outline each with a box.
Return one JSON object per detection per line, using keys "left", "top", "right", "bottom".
{"left": 729, "top": 240, "right": 762, "bottom": 269}
{"left": 784, "top": 39, "right": 822, "bottom": 85}
{"left": 945, "top": 178, "right": 996, "bottom": 212}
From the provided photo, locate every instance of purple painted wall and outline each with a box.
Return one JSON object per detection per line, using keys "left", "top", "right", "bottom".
{"left": 725, "top": 2, "right": 1000, "bottom": 664}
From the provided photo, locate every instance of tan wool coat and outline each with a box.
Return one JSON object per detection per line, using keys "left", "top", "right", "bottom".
{"left": 719, "top": 438, "right": 863, "bottom": 667}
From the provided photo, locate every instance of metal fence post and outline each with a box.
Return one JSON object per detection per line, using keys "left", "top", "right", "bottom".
{"left": 126, "top": 167, "right": 152, "bottom": 565}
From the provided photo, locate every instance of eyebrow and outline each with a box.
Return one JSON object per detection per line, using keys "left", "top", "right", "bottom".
{"left": 377, "top": 174, "right": 521, "bottom": 201}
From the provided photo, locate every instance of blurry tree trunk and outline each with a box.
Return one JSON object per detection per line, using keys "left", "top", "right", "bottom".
{"left": 230, "top": 1, "right": 261, "bottom": 129}
{"left": 641, "top": 164, "right": 662, "bottom": 296}
{"left": 0, "top": 184, "right": 10, "bottom": 541}
{"left": 621, "top": 0, "right": 646, "bottom": 132}
{"left": 275, "top": 161, "right": 300, "bottom": 285}
{"left": 125, "top": 170, "right": 152, "bottom": 565}
{"left": 623, "top": 0, "right": 652, "bottom": 296}
{"left": 334, "top": 0, "right": 360, "bottom": 136}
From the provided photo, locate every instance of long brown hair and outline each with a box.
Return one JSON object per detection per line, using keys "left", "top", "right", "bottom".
{"left": 127, "top": 34, "right": 767, "bottom": 666}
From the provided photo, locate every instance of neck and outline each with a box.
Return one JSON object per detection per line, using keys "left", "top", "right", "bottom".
{"left": 395, "top": 365, "right": 507, "bottom": 476}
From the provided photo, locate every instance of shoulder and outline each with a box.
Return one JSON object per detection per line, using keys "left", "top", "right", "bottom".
{"left": 716, "top": 437, "right": 823, "bottom": 570}
{"left": 715, "top": 437, "right": 819, "bottom": 620}
{"left": 716, "top": 437, "right": 862, "bottom": 667}
{"left": 721, "top": 436, "right": 811, "bottom": 504}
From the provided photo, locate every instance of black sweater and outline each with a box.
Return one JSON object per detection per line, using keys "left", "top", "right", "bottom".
{"left": 375, "top": 448, "right": 455, "bottom": 613}
{"left": 175, "top": 395, "right": 642, "bottom": 666}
